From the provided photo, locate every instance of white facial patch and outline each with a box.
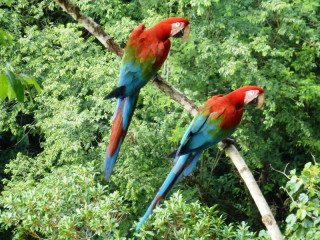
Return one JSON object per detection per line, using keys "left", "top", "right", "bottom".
{"left": 170, "top": 22, "right": 185, "bottom": 36}
{"left": 244, "top": 90, "right": 260, "bottom": 105}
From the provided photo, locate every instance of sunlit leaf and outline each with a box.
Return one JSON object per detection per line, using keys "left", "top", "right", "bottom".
{"left": 21, "top": 74, "right": 41, "bottom": 94}
{"left": 5, "top": 70, "right": 24, "bottom": 102}
{"left": 0, "top": 74, "right": 9, "bottom": 99}
{"left": 0, "top": 28, "right": 13, "bottom": 46}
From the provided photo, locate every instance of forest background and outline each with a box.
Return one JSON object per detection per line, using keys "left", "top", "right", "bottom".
{"left": 0, "top": 0, "right": 320, "bottom": 239}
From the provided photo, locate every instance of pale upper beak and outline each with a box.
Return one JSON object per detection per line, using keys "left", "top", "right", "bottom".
{"left": 170, "top": 24, "right": 190, "bottom": 41}
{"left": 256, "top": 93, "right": 264, "bottom": 109}
{"left": 183, "top": 25, "right": 190, "bottom": 41}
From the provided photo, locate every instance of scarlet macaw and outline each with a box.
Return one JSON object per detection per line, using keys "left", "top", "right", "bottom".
{"left": 104, "top": 18, "right": 190, "bottom": 180}
{"left": 136, "top": 86, "right": 264, "bottom": 230}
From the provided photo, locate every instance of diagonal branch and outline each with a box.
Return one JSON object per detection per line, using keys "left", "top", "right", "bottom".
{"left": 55, "top": 0, "right": 123, "bottom": 57}
{"left": 54, "top": 0, "right": 283, "bottom": 239}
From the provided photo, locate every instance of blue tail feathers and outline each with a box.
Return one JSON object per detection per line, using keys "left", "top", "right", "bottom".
{"left": 104, "top": 92, "right": 140, "bottom": 181}
{"left": 136, "top": 152, "right": 201, "bottom": 231}
{"left": 104, "top": 139, "right": 123, "bottom": 181}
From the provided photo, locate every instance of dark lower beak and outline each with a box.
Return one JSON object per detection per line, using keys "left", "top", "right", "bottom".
{"left": 248, "top": 93, "right": 264, "bottom": 109}
{"left": 172, "top": 25, "right": 190, "bottom": 41}
{"left": 172, "top": 29, "right": 184, "bottom": 38}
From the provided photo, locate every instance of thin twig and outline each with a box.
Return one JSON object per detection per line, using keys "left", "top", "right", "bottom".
{"left": 210, "top": 150, "right": 222, "bottom": 175}
{"left": 311, "top": 153, "right": 317, "bottom": 165}
{"left": 280, "top": 186, "right": 294, "bottom": 202}
{"left": 283, "top": 163, "right": 290, "bottom": 175}
{"left": 270, "top": 164, "right": 290, "bottom": 180}
{"left": 14, "top": 120, "right": 37, "bottom": 147}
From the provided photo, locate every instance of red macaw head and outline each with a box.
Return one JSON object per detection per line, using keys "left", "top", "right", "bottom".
{"left": 150, "top": 17, "right": 190, "bottom": 41}
{"left": 228, "top": 86, "right": 265, "bottom": 110}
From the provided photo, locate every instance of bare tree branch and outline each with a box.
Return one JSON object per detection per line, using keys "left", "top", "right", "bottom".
{"left": 219, "top": 142, "right": 283, "bottom": 239}
{"left": 55, "top": 0, "right": 123, "bottom": 57}
{"left": 151, "top": 74, "right": 199, "bottom": 116}
{"left": 54, "top": 1, "right": 283, "bottom": 239}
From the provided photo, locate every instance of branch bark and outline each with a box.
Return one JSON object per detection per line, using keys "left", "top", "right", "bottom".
{"left": 218, "top": 143, "right": 283, "bottom": 239}
{"left": 54, "top": 1, "right": 283, "bottom": 239}
{"left": 55, "top": 0, "right": 123, "bottom": 57}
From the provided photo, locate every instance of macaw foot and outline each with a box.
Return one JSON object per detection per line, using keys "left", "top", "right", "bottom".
{"left": 222, "top": 138, "right": 235, "bottom": 148}
{"left": 151, "top": 73, "right": 160, "bottom": 82}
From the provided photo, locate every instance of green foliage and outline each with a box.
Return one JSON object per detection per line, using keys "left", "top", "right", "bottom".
{"left": 0, "top": 70, "right": 41, "bottom": 102}
{"left": 0, "top": 0, "right": 319, "bottom": 238}
{"left": 0, "top": 27, "right": 12, "bottom": 46}
{"left": 135, "top": 191, "right": 259, "bottom": 239}
{"left": 0, "top": 163, "right": 128, "bottom": 239}
{"left": 0, "top": 27, "right": 41, "bottom": 103}
{"left": 284, "top": 161, "right": 320, "bottom": 239}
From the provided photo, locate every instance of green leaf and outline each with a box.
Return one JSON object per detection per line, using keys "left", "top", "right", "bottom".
{"left": 304, "top": 162, "right": 312, "bottom": 169}
{"left": 290, "top": 201, "right": 297, "bottom": 212}
{"left": 7, "top": 82, "right": 16, "bottom": 100}
{"left": 314, "top": 217, "right": 320, "bottom": 225}
{"left": 286, "top": 214, "right": 297, "bottom": 225}
{"left": 0, "top": 74, "right": 9, "bottom": 99}
{"left": 3, "top": 0, "right": 15, "bottom": 7}
{"left": 287, "top": 181, "right": 302, "bottom": 194}
{"left": 302, "top": 218, "right": 313, "bottom": 228}
{"left": 0, "top": 28, "right": 13, "bottom": 46}
{"left": 21, "top": 75, "right": 41, "bottom": 93}
{"left": 310, "top": 188, "right": 315, "bottom": 197}
{"left": 297, "top": 209, "right": 307, "bottom": 220}
{"left": 298, "top": 193, "right": 309, "bottom": 203}
{"left": 5, "top": 70, "right": 25, "bottom": 102}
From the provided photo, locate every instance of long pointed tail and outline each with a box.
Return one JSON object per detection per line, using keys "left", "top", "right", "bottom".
{"left": 136, "top": 152, "right": 201, "bottom": 231}
{"left": 104, "top": 92, "right": 139, "bottom": 181}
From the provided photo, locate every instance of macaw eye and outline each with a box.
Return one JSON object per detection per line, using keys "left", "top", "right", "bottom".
{"left": 173, "top": 22, "right": 181, "bottom": 27}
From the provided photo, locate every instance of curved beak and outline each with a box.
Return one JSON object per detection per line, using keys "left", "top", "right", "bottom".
{"left": 256, "top": 93, "right": 264, "bottom": 109}
{"left": 183, "top": 24, "right": 190, "bottom": 41}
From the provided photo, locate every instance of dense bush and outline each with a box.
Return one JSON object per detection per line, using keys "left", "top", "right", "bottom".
{"left": 0, "top": 164, "right": 128, "bottom": 239}
{"left": 135, "top": 191, "right": 260, "bottom": 239}
{"left": 284, "top": 161, "right": 320, "bottom": 239}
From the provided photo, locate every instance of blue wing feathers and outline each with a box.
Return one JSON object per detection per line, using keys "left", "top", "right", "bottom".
{"left": 190, "top": 114, "right": 208, "bottom": 134}
{"left": 179, "top": 121, "right": 194, "bottom": 146}
{"left": 104, "top": 86, "right": 126, "bottom": 99}
{"left": 118, "top": 62, "right": 150, "bottom": 97}
{"left": 174, "top": 114, "right": 207, "bottom": 159}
